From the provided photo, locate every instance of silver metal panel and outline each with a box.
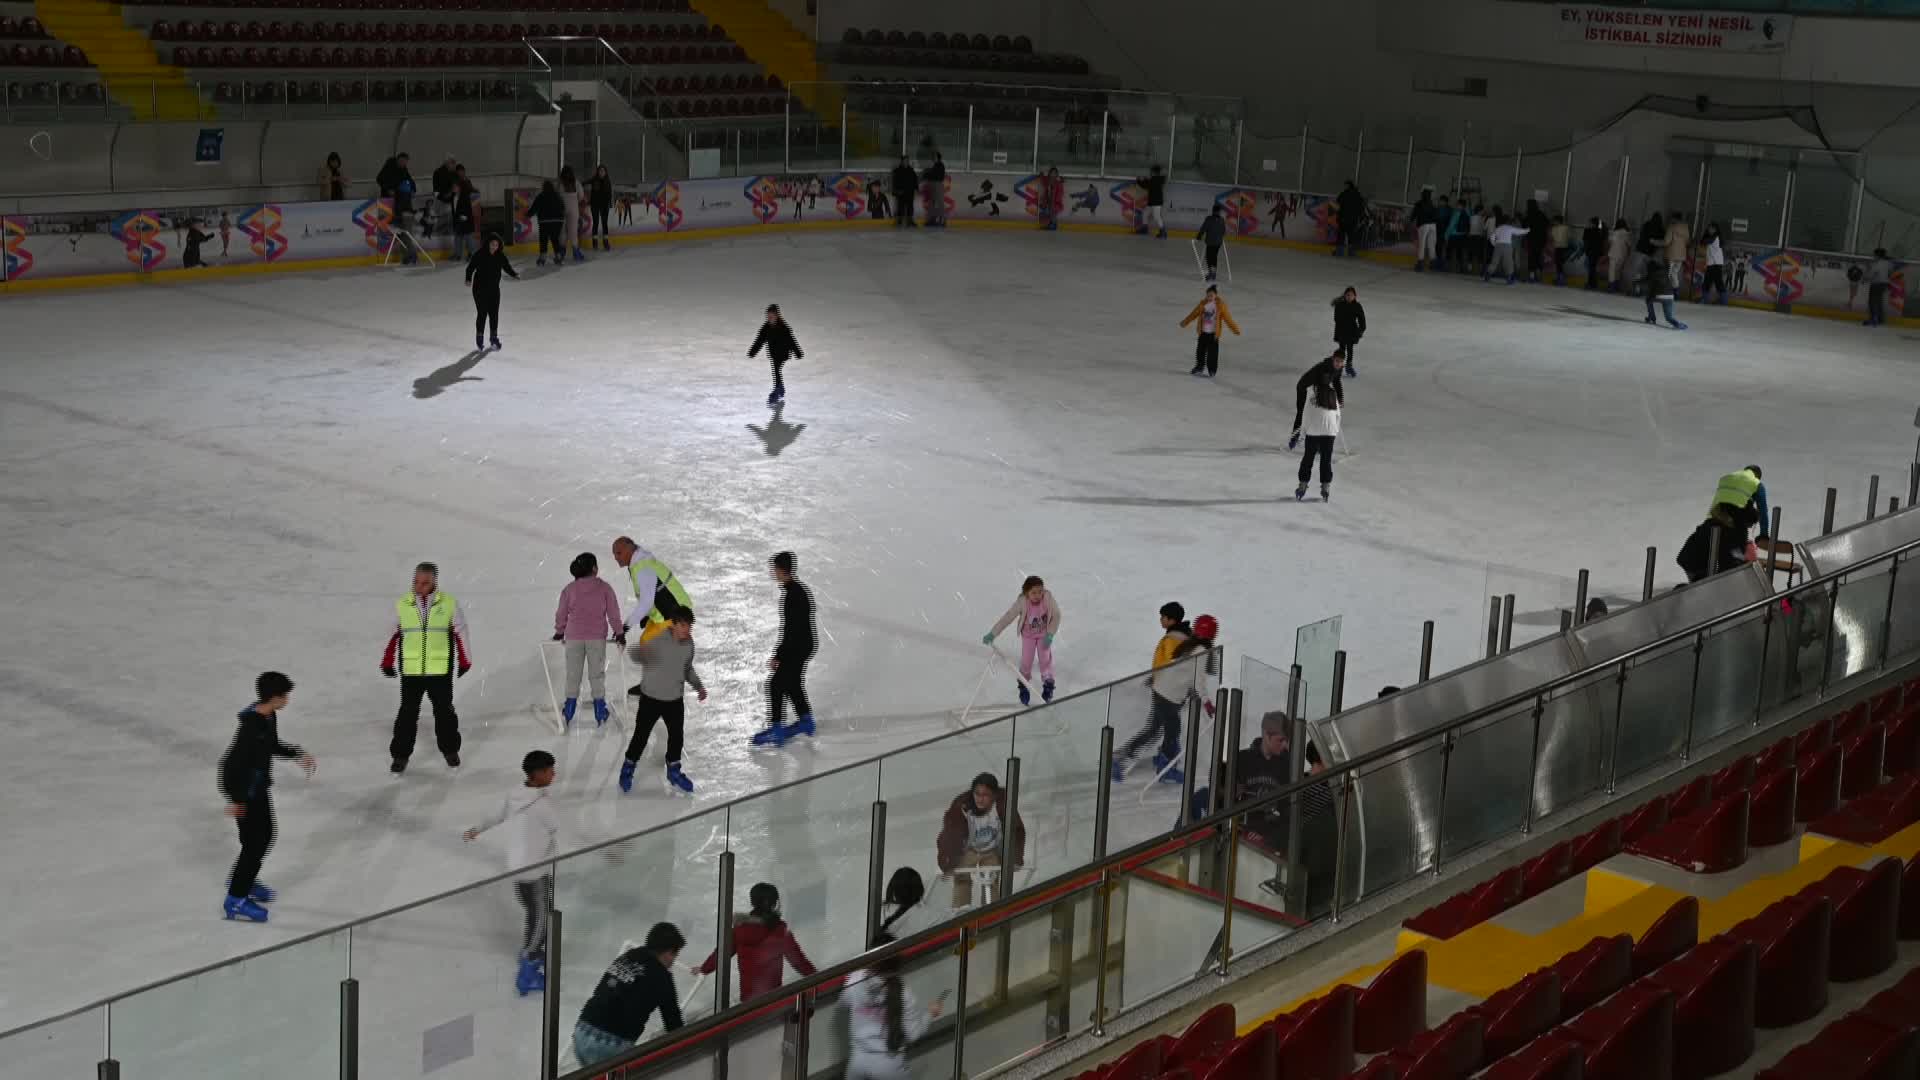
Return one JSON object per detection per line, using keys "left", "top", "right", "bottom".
{"left": 1799, "top": 505, "right": 1920, "bottom": 579}
{"left": 1311, "top": 634, "right": 1578, "bottom": 903}
{"left": 1802, "top": 508, "right": 1920, "bottom": 679}
{"left": 1568, "top": 565, "right": 1773, "bottom": 665}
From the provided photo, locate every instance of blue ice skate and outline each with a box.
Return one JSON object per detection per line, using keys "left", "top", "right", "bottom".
{"left": 1295, "top": 485, "right": 1308, "bottom": 501}
{"left": 1110, "top": 757, "right": 1129, "bottom": 783}
{"left": 248, "top": 883, "right": 276, "bottom": 904}
{"left": 618, "top": 760, "right": 636, "bottom": 793}
{"left": 592, "top": 698, "right": 609, "bottom": 726}
{"left": 1042, "top": 678, "right": 1055, "bottom": 703}
{"left": 1158, "top": 765, "right": 1186, "bottom": 785}
{"left": 666, "top": 763, "right": 695, "bottom": 793}
{"left": 222, "top": 895, "right": 269, "bottom": 923}
{"left": 561, "top": 698, "right": 577, "bottom": 727}
{"left": 751, "top": 723, "right": 788, "bottom": 747}
{"left": 572, "top": 248, "right": 587, "bottom": 264}
{"left": 1018, "top": 682, "right": 1031, "bottom": 706}
{"left": 515, "top": 956, "right": 546, "bottom": 996}
{"left": 788, "top": 713, "right": 816, "bottom": 739}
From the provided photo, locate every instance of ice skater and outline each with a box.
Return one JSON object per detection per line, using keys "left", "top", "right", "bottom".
{"left": 1179, "top": 284, "right": 1240, "bottom": 377}
{"left": 1641, "top": 253, "right": 1687, "bottom": 329}
{"left": 1195, "top": 203, "right": 1228, "bottom": 280}
{"left": 611, "top": 537, "right": 691, "bottom": 647}
{"left": 559, "top": 164, "right": 586, "bottom": 263}
{"left": 463, "top": 749, "right": 561, "bottom": 995}
{"left": 572, "top": 923, "right": 687, "bottom": 1067}
{"left": 1291, "top": 351, "right": 1345, "bottom": 502}
{"left": 381, "top": 561, "right": 471, "bottom": 774}
{"left": 552, "top": 551, "right": 623, "bottom": 727}
{"left": 754, "top": 551, "right": 818, "bottom": 747}
{"left": 1134, "top": 163, "right": 1167, "bottom": 237}
{"left": 1112, "top": 604, "right": 1216, "bottom": 784}
{"left": 619, "top": 607, "right": 706, "bottom": 795}
{"left": 464, "top": 231, "right": 517, "bottom": 351}
{"left": 844, "top": 933, "right": 944, "bottom": 1079}
{"left": 1330, "top": 286, "right": 1365, "bottom": 377}
{"left": 935, "top": 772, "right": 1026, "bottom": 908}
{"left": 218, "top": 671, "right": 316, "bottom": 923}
{"left": 982, "top": 575, "right": 1062, "bottom": 705}
{"left": 694, "top": 882, "right": 818, "bottom": 1000}
{"left": 749, "top": 304, "right": 805, "bottom": 407}
{"left": 1865, "top": 248, "right": 1894, "bottom": 327}
{"left": 530, "top": 180, "right": 566, "bottom": 267}
{"left": 181, "top": 220, "right": 215, "bottom": 269}
{"left": 1484, "top": 212, "right": 1528, "bottom": 284}
{"left": 1036, "top": 167, "right": 1063, "bottom": 231}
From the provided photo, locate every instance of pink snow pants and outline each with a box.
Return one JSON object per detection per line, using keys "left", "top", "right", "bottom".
{"left": 1019, "top": 635, "right": 1054, "bottom": 682}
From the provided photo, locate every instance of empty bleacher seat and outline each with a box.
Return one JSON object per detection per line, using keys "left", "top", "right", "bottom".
{"left": 1839, "top": 724, "right": 1888, "bottom": 800}
{"left": 1556, "top": 934, "right": 1634, "bottom": 1019}
{"left": 1626, "top": 790, "right": 1750, "bottom": 874}
{"left": 1520, "top": 842, "right": 1574, "bottom": 901}
{"left": 1797, "top": 743, "right": 1845, "bottom": 822}
{"left": 1162, "top": 1003, "right": 1235, "bottom": 1073}
{"left": 1646, "top": 937, "right": 1757, "bottom": 1079}
{"left": 1386, "top": 1012, "right": 1484, "bottom": 1080}
{"left": 1555, "top": 982, "right": 1676, "bottom": 1080}
{"left": 1747, "top": 765, "right": 1798, "bottom": 847}
{"left": 1354, "top": 949, "right": 1428, "bottom": 1054}
{"left": 1630, "top": 896, "right": 1699, "bottom": 977}
{"left": 1469, "top": 970, "right": 1562, "bottom": 1062}
{"left": 1727, "top": 893, "right": 1831, "bottom": 1028}
{"left": 1807, "top": 859, "right": 1902, "bottom": 982}
{"left": 1756, "top": 1011, "right": 1920, "bottom": 1079}
{"left": 1569, "top": 817, "right": 1623, "bottom": 874}
{"left": 1403, "top": 867, "right": 1523, "bottom": 940}
{"left": 1619, "top": 794, "right": 1670, "bottom": 845}
{"left": 1268, "top": 984, "right": 1356, "bottom": 1079}
{"left": 1481, "top": 1037, "right": 1584, "bottom": 1080}
{"left": 1812, "top": 774, "right": 1920, "bottom": 845}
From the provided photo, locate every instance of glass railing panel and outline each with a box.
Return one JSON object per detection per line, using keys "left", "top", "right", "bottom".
{"left": 1610, "top": 638, "right": 1696, "bottom": 782}
{"left": 0, "top": 1007, "right": 105, "bottom": 1080}
{"left": 1341, "top": 738, "right": 1445, "bottom": 911}
{"left": 1039, "top": 102, "right": 1103, "bottom": 177}
{"left": 1693, "top": 609, "right": 1771, "bottom": 745}
{"left": 959, "top": 883, "right": 1101, "bottom": 1075}
{"left": 1103, "top": 105, "right": 1164, "bottom": 183}
{"left": 1888, "top": 549, "right": 1920, "bottom": 664}
{"left": 1105, "top": 855, "right": 1220, "bottom": 1015}
{"left": 1011, "top": 685, "right": 1114, "bottom": 882}
{"left": 1437, "top": 702, "right": 1536, "bottom": 862}
{"left": 1532, "top": 667, "right": 1618, "bottom": 822}
{"left": 110, "top": 929, "right": 347, "bottom": 1078}
{"left": 722, "top": 762, "right": 881, "bottom": 983}
{"left": 1826, "top": 564, "right": 1894, "bottom": 684}
{"left": 879, "top": 722, "right": 1016, "bottom": 923}
{"left": 1101, "top": 672, "right": 1194, "bottom": 855}
{"left": 1173, "top": 110, "right": 1236, "bottom": 185}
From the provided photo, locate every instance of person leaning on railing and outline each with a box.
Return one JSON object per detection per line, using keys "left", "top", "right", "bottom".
{"left": 936, "top": 772, "right": 1026, "bottom": 909}
{"left": 572, "top": 922, "right": 687, "bottom": 1067}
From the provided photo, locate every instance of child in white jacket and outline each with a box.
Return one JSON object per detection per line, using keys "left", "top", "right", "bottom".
{"left": 982, "top": 575, "right": 1062, "bottom": 705}
{"left": 844, "top": 933, "right": 943, "bottom": 1080}
{"left": 465, "top": 749, "right": 562, "bottom": 996}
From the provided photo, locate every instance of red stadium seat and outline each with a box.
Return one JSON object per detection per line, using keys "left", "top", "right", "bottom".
{"left": 1555, "top": 934, "right": 1633, "bottom": 1019}
{"left": 1630, "top": 895, "right": 1699, "bottom": 977}
{"left": 1840, "top": 724, "right": 1888, "bottom": 799}
{"left": 1626, "top": 791, "right": 1750, "bottom": 875}
{"left": 1646, "top": 937, "right": 1758, "bottom": 1080}
{"left": 1353, "top": 950, "right": 1428, "bottom": 1054}
{"left": 1748, "top": 765, "right": 1798, "bottom": 847}
{"left": 1806, "top": 859, "right": 1903, "bottom": 982}
{"left": 1727, "top": 894, "right": 1831, "bottom": 1028}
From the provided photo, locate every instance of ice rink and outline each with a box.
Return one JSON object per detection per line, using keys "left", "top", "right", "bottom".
{"left": 2, "top": 224, "right": 1916, "bottom": 1050}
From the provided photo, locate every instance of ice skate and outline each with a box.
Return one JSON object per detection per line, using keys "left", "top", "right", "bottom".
{"left": 490, "top": 337, "right": 502, "bottom": 351}
{"left": 1344, "top": 363, "right": 1356, "bottom": 378}
{"left": 1295, "top": 485, "right": 1308, "bottom": 501}
{"left": 619, "top": 760, "right": 636, "bottom": 793}
{"left": 443, "top": 751, "right": 461, "bottom": 769}
{"left": 222, "top": 895, "right": 270, "bottom": 923}
{"left": 1668, "top": 320, "right": 1688, "bottom": 330}
{"left": 391, "top": 758, "right": 407, "bottom": 775}
{"left": 1190, "top": 366, "right": 1206, "bottom": 377}
{"left": 1152, "top": 751, "right": 1178, "bottom": 773}
{"left": 788, "top": 713, "right": 816, "bottom": 739}
{"left": 1645, "top": 314, "right": 1657, "bottom": 325}
{"left": 1018, "top": 681, "right": 1031, "bottom": 706}
{"left": 592, "top": 698, "right": 609, "bottom": 726}
{"left": 536, "top": 256, "right": 546, "bottom": 267}
{"left": 515, "top": 955, "right": 545, "bottom": 996}
{"left": 1042, "top": 678, "right": 1055, "bottom": 703}
{"left": 751, "top": 722, "right": 788, "bottom": 747}
{"left": 665, "top": 763, "right": 695, "bottom": 793}
{"left": 475, "top": 332, "right": 485, "bottom": 350}
{"left": 561, "top": 698, "right": 577, "bottom": 728}
{"left": 573, "top": 248, "right": 587, "bottom": 264}
{"left": 1157, "top": 228, "right": 1168, "bottom": 239}
{"left": 247, "top": 883, "right": 276, "bottom": 904}
{"left": 1158, "top": 764, "right": 1185, "bottom": 785}
{"left": 1110, "top": 757, "right": 1130, "bottom": 783}
{"left": 1321, "top": 484, "right": 1332, "bottom": 502}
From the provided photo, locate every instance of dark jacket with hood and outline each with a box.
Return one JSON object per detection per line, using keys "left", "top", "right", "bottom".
{"left": 1197, "top": 212, "right": 1227, "bottom": 247}
{"left": 377, "top": 157, "right": 415, "bottom": 213}
{"left": 749, "top": 319, "right": 804, "bottom": 365}
{"left": 589, "top": 172, "right": 614, "bottom": 212}
{"left": 1336, "top": 183, "right": 1366, "bottom": 227}
{"left": 1293, "top": 357, "right": 1347, "bottom": 430}
{"left": 1331, "top": 295, "right": 1366, "bottom": 344}
{"left": 464, "top": 236, "right": 518, "bottom": 292}
{"left": 530, "top": 186, "right": 566, "bottom": 224}
{"left": 218, "top": 707, "right": 303, "bottom": 804}
{"left": 936, "top": 789, "right": 1027, "bottom": 872}
{"left": 891, "top": 161, "right": 918, "bottom": 198}
{"left": 695, "top": 914, "right": 818, "bottom": 1001}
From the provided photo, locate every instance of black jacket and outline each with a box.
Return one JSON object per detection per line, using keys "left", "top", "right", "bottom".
{"left": 924, "top": 159, "right": 946, "bottom": 183}
{"left": 1336, "top": 185, "right": 1365, "bottom": 226}
{"left": 465, "top": 245, "right": 518, "bottom": 291}
{"left": 218, "top": 707, "right": 302, "bottom": 804}
{"left": 749, "top": 320, "right": 803, "bottom": 364}
{"left": 1137, "top": 172, "right": 1166, "bottom": 207}
{"left": 1411, "top": 195, "right": 1435, "bottom": 227}
{"left": 377, "top": 157, "right": 415, "bottom": 213}
{"left": 431, "top": 163, "right": 456, "bottom": 201}
{"left": 774, "top": 578, "right": 817, "bottom": 663}
{"left": 1196, "top": 214, "right": 1226, "bottom": 247}
{"left": 578, "top": 948, "right": 683, "bottom": 1041}
{"left": 589, "top": 174, "right": 613, "bottom": 211}
{"left": 1677, "top": 517, "right": 1751, "bottom": 583}
{"left": 890, "top": 163, "right": 918, "bottom": 197}
{"left": 1293, "top": 360, "right": 1346, "bottom": 430}
{"left": 1331, "top": 297, "right": 1366, "bottom": 344}
{"left": 452, "top": 181, "right": 476, "bottom": 226}
{"left": 530, "top": 188, "right": 566, "bottom": 223}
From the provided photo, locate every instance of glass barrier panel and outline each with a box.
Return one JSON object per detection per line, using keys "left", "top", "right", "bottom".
{"left": 1437, "top": 701, "right": 1536, "bottom": 862}
{"left": 1358, "top": 136, "right": 1405, "bottom": 208}
{"left": 1302, "top": 125, "right": 1354, "bottom": 197}
{"left": 1788, "top": 149, "right": 1857, "bottom": 253}
{"left": 880, "top": 723, "right": 1016, "bottom": 925}
{"left": 960, "top": 884, "right": 1100, "bottom": 1075}
{"left": 1103, "top": 104, "right": 1162, "bottom": 183}
{"left": 1341, "top": 738, "right": 1447, "bottom": 913}
{"left": 1888, "top": 549, "right": 1920, "bottom": 664}
{"left": 1826, "top": 565, "right": 1893, "bottom": 684}
{"left": 1517, "top": 147, "right": 1569, "bottom": 219}
{"left": 970, "top": 106, "right": 1037, "bottom": 174}
{"left": 1106, "top": 857, "right": 1220, "bottom": 1015}
{"left": 1173, "top": 111, "right": 1235, "bottom": 185}
{"left": 723, "top": 762, "right": 880, "bottom": 980}
{"left": 1103, "top": 673, "right": 1194, "bottom": 855}
{"left": 1483, "top": 564, "right": 1578, "bottom": 650}
{"left": 905, "top": 102, "right": 970, "bottom": 176}
{"left": 1530, "top": 667, "right": 1616, "bottom": 822}
{"left": 554, "top": 805, "right": 728, "bottom": 1070}
{"left": 1243, "top": 129, "right": 1306, "bottom": 193}
{"left": 1610, "top": 639, "right": 1695, "bottom": 782}
{"left": 355, "top": 890, "right": 545, "bottom": 1080}
{"left": 1011, "top": 685, "right": 1114, "bottom": 882}
{"left": 1693, "top": 608, "right": 1770, "bottom": 745}
{"left": 786, "top": 112, "right": 841, "bottom": 172}
{"left": 110, "top": 928, "right": 347, "bottom": 1079}
{"left": 0, "top": 1007, "right": 106, "bottom": 1080}
{"left": 1039, "top": 100, "right": 1103, "bottom": 177}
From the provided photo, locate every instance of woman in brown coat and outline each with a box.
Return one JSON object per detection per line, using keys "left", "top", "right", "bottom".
{"left": 1178, "top": 284, "right": 1242, "bottom": 377}
{"left": 935, "top": 772, "right": 1026, "bottom": 909}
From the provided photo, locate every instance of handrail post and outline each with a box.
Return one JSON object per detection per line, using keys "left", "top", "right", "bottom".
{"left": 1178, "top": 696, "right": 1203, "bottom": 828}
{"left": 1522, "top": 695, "right": 1546, "bottom": 834}
{"left": 1486, "top": 596, "right": 1502, "bottom": 659}
{"left": 1032, "top": 105, "right": 1040, "bottom": 172}
{"left": 1500, "top": 593, "right": 1516, "bottom": 653}
{"left": 1681, "top": 631, "right": 1706, "bottom": 762}
{"left": 1878, "top": 558, "right": 1900, "bottom": 670}
{"left": 1205, "top": 688, "right": 1228, "bottom": 818}
{"left": 998, "top": 755, "right": 1022, "bottom": 904}
{"left": 1214, "top": 695, "right": 1241, "bottom": 974}
{"left": 1330, "top": 649, "right": 1348, "bottom": 714}
{"left": 1710, "top": 525, "right": 1724, "bottom": 577}
{"left": 1754, "top": 599, "right": 1775, "bottom": 725}
{"left": 1093, "top": 725, "right": 1114, "bottom": 859}
{"left": 1283, "top": 665, "right": 1305, "bottom": 909}
{"left": 1909, "top": 462, "right": 1919, "bottom": 508}
{"left": 789, "top": 988, "right": 813, "bottom": 1080}
{"left": 1574, "top": 569, "right": 1590, "bottom": 625}
{"left": 1418, "top": 620, "right": 1434, "bottom": 682}
{"left": 1644, "top": 546, "right": 1657, "bottom": 602}
{"left": 1867, "top": 474, "right": 1881, "bottom": 521}
{"left": 1606, "top": 660, "right": 1629, "bottom": 794}
{"left": 1329, "top": 779, "right": 1352, "bottom": 922}
{"left": 1819, "top": 579, "right": 1843, "bottom": 696}
{"left": 339, "top": 977, "right": 359, "bottom": 1080}
{"left": 1823, "top": 487, "right": 1838, "bottom": 535}
{"left": 950, "top": 923, "right": 973, "bottom": 1076}
{"left": 713, "top": 852, "right": 734, "bottom": 1080}
{"left": 1767, "top": 508, "right": 1784, "bottom": 587}
{"left": 98, "top": 1061, "right": 120, "bottom": 1080}
{"left": 783, "top": 94, "right": 791, "bottom": 172}
{"left": 839, "top": 100, "right": 847, "bottom": 171}
{"left": 865, "top": 801, "right": 887, "bottom": 947}
{"left": 964, "top": 104, "right": 973, "bottom": 172}
{"left": 1432, "top": 729, "right": 1455, "bottom": 873}
{"left": 1091, "top": 871, "right": 1112, "bottom": 1036}
{"left": 1097, "top": 111, "right": 1107, "bottom": 177}
{"left": 541, "top": 907, "right": 563, "bottom": 1080}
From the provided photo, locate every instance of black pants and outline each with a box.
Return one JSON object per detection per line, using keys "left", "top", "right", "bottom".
{"left": 768, "top": 657, "right": 811, "bottom": 727}
{"left": 538, "top": 221, "right": 563, "bottom": 259}
{"left": 1192, "top": 333, "right": 1220, "bottom": 375}
{"left": 392, "top": 674, "right": 460, "bottom": 763}
{"left": 473, "top": 288, "right": 500, "bottom": 341}
{"left": 1701, "top": 265, "right": 1726, "bottom": 301}
{"left": 1335, "top": 221, "right": 1356, "bottom": 253}
{"left": 894, "top": 194, "right": 914, "bottom": 226}
{"left": 1868, "top": 283, "right": 1889, "bottom": 323}
{"left": 1337, "top": 342, "right": 1355, "bottom": 370}
{"left": 590, "top": 204, "right": 610, "bottom": 240}
{"left": 228, "top": 794, "right": 275, "bottom": 899}
{"left": 626, "top": 694, "right": 685, "bottom": 764}
{"left": 1121, "top": 693, "right": 1184, "bottom": 761}
{"left": 770, "top": 356, "right": 787, "bottom": 399}
{"left": 514, "top": 875, "right": 553, "bottom": 961}
{"left": 1298, "top": 435, "right": 1335, "bottom": 486}
{"left": 1203, "top": 243, "right": 1220, "bottom": 272}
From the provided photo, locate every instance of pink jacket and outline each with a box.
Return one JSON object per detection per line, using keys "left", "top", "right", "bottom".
{"left": 555, "top": 577, "right": 622, "bottom": 641}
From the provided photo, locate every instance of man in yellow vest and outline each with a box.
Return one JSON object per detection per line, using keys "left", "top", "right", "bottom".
{"left": 1710, "top": 465, "right": 1771, "bottom": 540}
{"left": 380, "top": 561, "right": 472, "bottom": 774}
{"left": 611, "top": 537, "right": 691, "bottom": 646}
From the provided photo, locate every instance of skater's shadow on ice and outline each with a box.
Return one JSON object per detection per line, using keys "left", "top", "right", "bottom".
{"left": 1116, "top": 444, "right": 1291, "bottom": 458}
{"left": 1548, "top": 304, "right": 1657, "bottom": 326}
{"left": 1048, "top": 494, "right": 1293, "bottom": 509}
{"left": 748, "top": 404, "right": 806, "bottom": 456}
{"left": 413, "top": 351, "right": 487, "bottom": 399}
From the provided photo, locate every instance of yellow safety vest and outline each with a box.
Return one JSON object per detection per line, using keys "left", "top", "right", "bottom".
{"left": 394, "top": 592, "right": 458, "bottom": 676}
{"left": 629, "top": 558, "right": 690, "bottom": 625}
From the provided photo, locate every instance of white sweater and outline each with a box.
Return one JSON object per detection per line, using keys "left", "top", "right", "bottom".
{"left": 1300, "top": 403, "right": 1342, "bottom": 439}
{"left": 469, "top": 785, "right": 561, "bottom": 879}
{"left": 844, "top": 970, "right": 930, "bottom": 1063}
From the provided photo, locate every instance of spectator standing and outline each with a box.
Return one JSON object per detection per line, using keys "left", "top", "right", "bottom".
{"left": 450, "top": 165, "right": 477, "bottom": 263}
{"left": 559, "top": 165, "right": 585, "bottom": 263}
{"left": 890, "top": 156, "right": 918, "bottom": 228}
{"left": 1135, "top": 163, "right": 1168, "bottom": 238}
{"left": 1334, "top": 179, "right": 1366, "bottom": 256}
{"left": 1411, "top": 188, "right": 1437, "bottom": 271}
{"left": 1700, "top": 224, "right": 1729, "bottom": 304}
{"left": 867, "top": 175, "right": 890, "bottom": 221}
{"left": 1606, "top": 218, "right": 1631, "bottom": 292}
{"left": 1522, "top": 198, "right": 1550, "bottom": 282}
{"left": 1467, "top": 204, "right": 1489, "bottom": 275}
{"left": 321, "top": 151, "right": 349, "bottom": 200}
{"left": 1484, "top": 212, "right": 1528, "bottom": 284}
{"left": 377, "top": 151, "right": 420, "bottom": 264}
{"left": 380, "top": 561, "right": 472, "bottom": 773}
{"left": 530, "top": 180, "right": 566, "bottom": 267}
{"left": 1439, "top": 195, "right": 1464, "bottom": 271}
{"left": 922, "top": 152, "right": 948, "bottom": 228}
{"left": 1037, "top": 167, "right": 1063, "bottom": 231}
{"left": 1865, "top": 248, "right": 1894, "bottom": 327}
{"left": 1549, "top": 215, "right": 1572, "bottom": 285}
{"left": 588, "top": 164, "right": 614, "bottom": 251}
{"left": 1582, "top": 217, "right": 1608, "bottom": 289}
{"left": 1663, "top": 211, "right": 1691, "bottom": 295}
{"left": 431, "top": 154, "right": 458, "bottom": 237}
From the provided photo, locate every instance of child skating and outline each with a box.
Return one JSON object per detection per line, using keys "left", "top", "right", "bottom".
{"left": 1179, "top": 284, "right": 1241, "bottom": 377}
{"left": 1112, "top": 604, "right": 1218, "bottom": 784}
{"left": 1291, "top": 351, "right": 1346, "bottom": 501}
{"left": 463, "top": 749, "right": 562, "bottom": 995}
{"left": 1330, "top": 286, "right": 1365, "bottom": 377}
{"left": 748, "top": 304, "right": 805, "bottom": 408}
{"left": 218, "top": 671, "right": 316, "bottom": 923}
{"left": 982, "top": 575, "right": 1062, "bottom": 705}
{"left": 552, "top": 551, "right": 623, "bottom": 727}
{"left": 619, "top": 608, "right": 707, "bottom": 795}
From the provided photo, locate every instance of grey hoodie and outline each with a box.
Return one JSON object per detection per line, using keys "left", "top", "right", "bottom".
{"left": 1197, "top": 213, "right": 1227, "bottom": 247}
{"left": 628, "top": 632, "right": 704, "bottom": 702}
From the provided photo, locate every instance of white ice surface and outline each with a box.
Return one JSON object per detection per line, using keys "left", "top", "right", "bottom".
{"left": 2, "top": 228, "right": 1916, "bottom": 1066}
